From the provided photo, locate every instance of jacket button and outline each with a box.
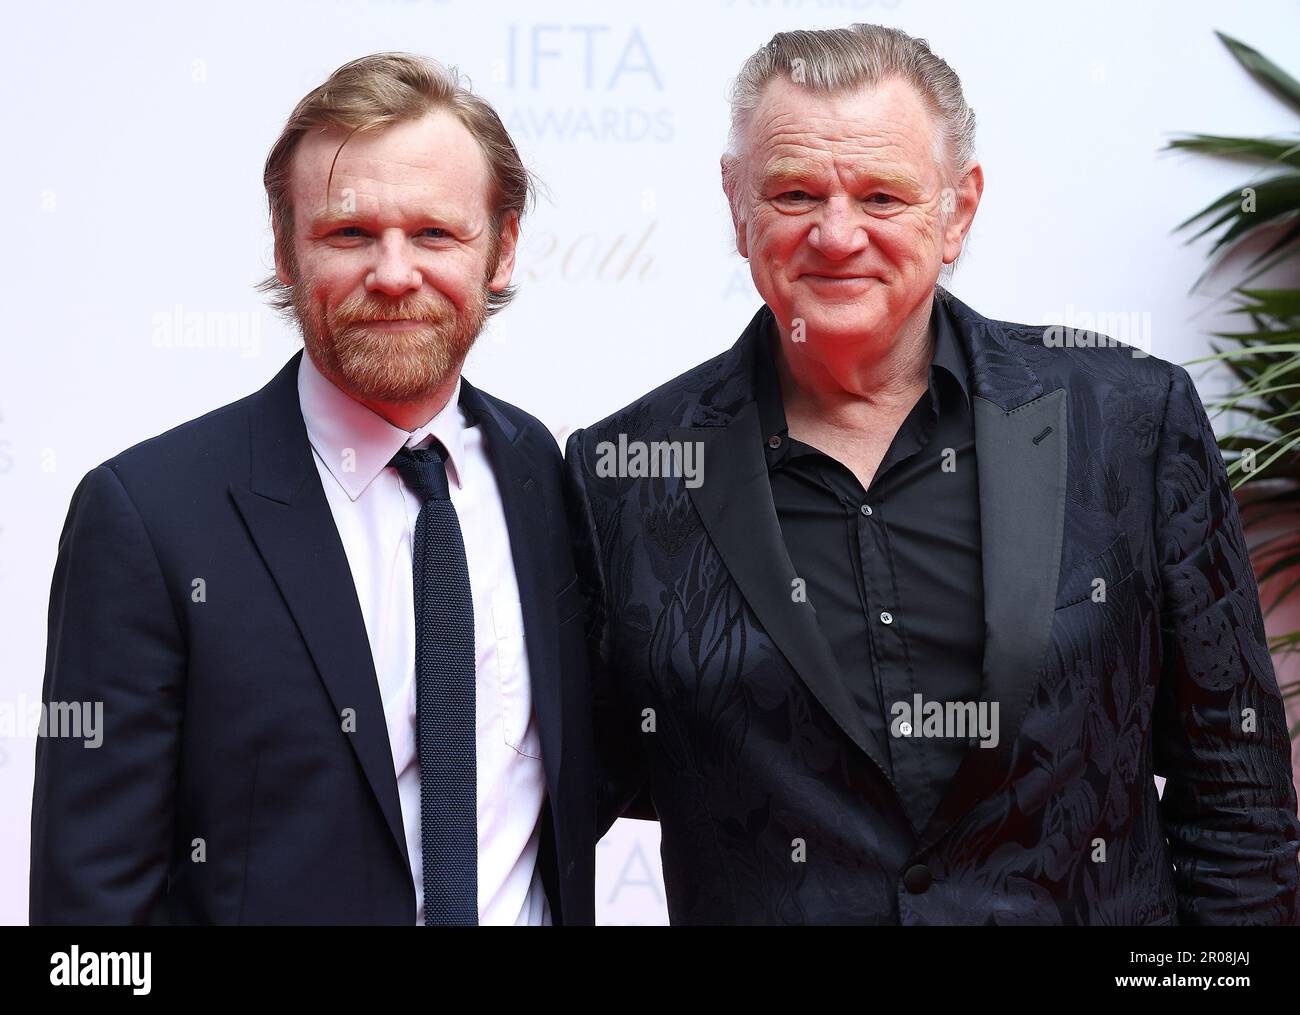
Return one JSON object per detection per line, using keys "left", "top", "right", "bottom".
{"left": 903, "top": 864, "right": 932, "bottom": 894}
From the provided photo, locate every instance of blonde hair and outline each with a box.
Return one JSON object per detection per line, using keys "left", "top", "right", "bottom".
{"left": 258, "top": 52, "right": 534, "bottom": 318}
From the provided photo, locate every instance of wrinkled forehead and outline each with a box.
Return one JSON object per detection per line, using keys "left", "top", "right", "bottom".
{"left": 288, "top": 112, "right": 493, "bottom": 226}
{"left": 743, "top": 76, "right": 942, "bottom": 183}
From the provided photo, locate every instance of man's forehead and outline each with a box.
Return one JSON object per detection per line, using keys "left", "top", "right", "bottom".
{"left": 289, "top": 113, "right": 489, "bottom": 200}
{"left": 746, "top": 77, "right": 935, "bottom": 158}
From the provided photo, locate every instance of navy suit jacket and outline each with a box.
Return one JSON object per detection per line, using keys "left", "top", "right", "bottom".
{"left": 565, "top": 287, "right": 1300, "bottom": 925}
{"left": 31, "top": 351, "right": 594, "bottom": 925}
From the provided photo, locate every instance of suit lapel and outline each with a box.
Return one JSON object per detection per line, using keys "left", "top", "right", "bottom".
{"left": 229, "top": 351, "right": 410, "bottom": 870}
{"left": 460, "top": 379, "right": 564, "bottom": 805}
{"left": 675, "top": 293, "right": 1070, "bottom": 845}
{"left": 672, "top": 346, "right": 894, "bottom": 788}
{"left": 916, "top": 294, "right": 1069, "bottom": 850}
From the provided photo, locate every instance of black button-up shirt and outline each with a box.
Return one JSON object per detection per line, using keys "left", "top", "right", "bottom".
{"left": 754, "top": 292, "right": 985, "bottom": 833}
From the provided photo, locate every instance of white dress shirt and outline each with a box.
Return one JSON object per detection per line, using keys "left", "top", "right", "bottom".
{"left": 297, "top": 351, "right": 551, "bottom": 926}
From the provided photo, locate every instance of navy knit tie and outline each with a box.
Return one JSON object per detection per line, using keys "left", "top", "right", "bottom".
{"left": 389, "top": 441, "right": 478, "bottom": 926}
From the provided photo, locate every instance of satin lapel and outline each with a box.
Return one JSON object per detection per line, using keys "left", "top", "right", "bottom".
{"left": 916, "top": 377, "right": 1069, "bottom": 852}
{"left": 671, "top": 402, "right": 895, "bottom": 787}
{"left": 653, "top": 291, "right": 1068, "bottom": 847}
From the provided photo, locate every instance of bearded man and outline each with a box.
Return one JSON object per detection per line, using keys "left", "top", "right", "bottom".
{"left": 30, "top": 52, "right": 593, "bottom": 926}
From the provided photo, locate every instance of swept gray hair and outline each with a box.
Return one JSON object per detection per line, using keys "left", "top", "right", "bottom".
{"left": 721, "top": 22, "right": 977, "bottom": 280}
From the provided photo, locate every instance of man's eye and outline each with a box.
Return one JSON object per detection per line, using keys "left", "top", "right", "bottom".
{"left": 776, "top": 191, "right": 813, "bottom": 203}
{"left": 867, "top": 194, "right": 900, "bottom": 205}
{"left": 334, "top": 227, "right": 365, "bottom": 238}
{"left": 421, "top": 227, "right": 449, "bottom": 239}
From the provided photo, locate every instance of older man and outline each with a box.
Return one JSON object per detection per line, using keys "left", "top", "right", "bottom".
{"left": 31, "top": 53, "right": 593, "bottom": 925}
{"left": 566, "top": 24, "right": 1300, "bottom": 924}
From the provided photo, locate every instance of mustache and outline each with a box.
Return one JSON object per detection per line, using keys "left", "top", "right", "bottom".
{"left": 330, "top": 292, "right": 452, "bottom": 326}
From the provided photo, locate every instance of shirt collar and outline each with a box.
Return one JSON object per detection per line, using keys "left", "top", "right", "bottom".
{"left": 931, "top": 291, "right": 972, "bottom": 409}
{"left": 755, "top": 289, "right": 972, "bottom": 454}
{"left": 297, "top": 351, "right": 468, "bottom": 501}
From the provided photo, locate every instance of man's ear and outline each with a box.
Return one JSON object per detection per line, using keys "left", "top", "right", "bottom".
{"left": 489, "top": 210, "right": 520, "bottom": 291}
{"left": 720, "top": 155, "right": 749, "bottom": 259}
{"left": 272, "top": 213, "right": 294, "bottom": 287}
{"left": 941, "top": 162, "right": 984, "bottom": 266}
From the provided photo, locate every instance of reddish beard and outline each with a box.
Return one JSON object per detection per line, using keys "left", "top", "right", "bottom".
{"left": 292, "top": 276, "right": 489, "bottom": 404}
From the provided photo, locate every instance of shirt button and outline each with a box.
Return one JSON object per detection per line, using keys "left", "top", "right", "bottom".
{"left": 767, "top": 435, "right": 782, "bottom": 449}
{"left": 903, "top": 864, "right": 932, "bottom": 894}
{"left": 860, "top": 503, "right": 873, "bottom": 516}
{"left": 880, "top": 611, "right": 893, "bottom": 625}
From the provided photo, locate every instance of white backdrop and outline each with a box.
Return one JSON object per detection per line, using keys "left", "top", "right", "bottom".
{"left": 4, "top": 0, "right": 1300, "bottom": 926}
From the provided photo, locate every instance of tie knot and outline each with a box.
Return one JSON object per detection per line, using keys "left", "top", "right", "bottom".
{"left": 390, "top": 442, "right": 450, "bottom": 501}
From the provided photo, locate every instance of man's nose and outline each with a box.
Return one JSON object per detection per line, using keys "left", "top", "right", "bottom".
{"left": 366, "top": 230, "right": 422, "bottom": 296}
{"left": 806, "top": 196, "right": 869, "bottom": 260}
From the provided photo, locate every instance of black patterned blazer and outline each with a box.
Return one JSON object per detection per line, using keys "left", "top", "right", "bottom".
{"left": 564, "top": 286, "right": 1300, "bottom": 925}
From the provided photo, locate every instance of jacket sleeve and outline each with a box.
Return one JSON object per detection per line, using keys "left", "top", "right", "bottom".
{"left": 562, "top": 428, "right": 655, "bottom": 841}
{"left": 1151, "top": 362, "right": 1300, "bottom": 925}
{"left": 30, "top": 464, "right": 186, "bottom": 924}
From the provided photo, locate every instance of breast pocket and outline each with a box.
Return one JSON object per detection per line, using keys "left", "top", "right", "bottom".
{"left": 492, "top": 599, "right": 542, "bottom": 759}
{"left": 1056, "top": 532, "right": 1137, "bottom": 609}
